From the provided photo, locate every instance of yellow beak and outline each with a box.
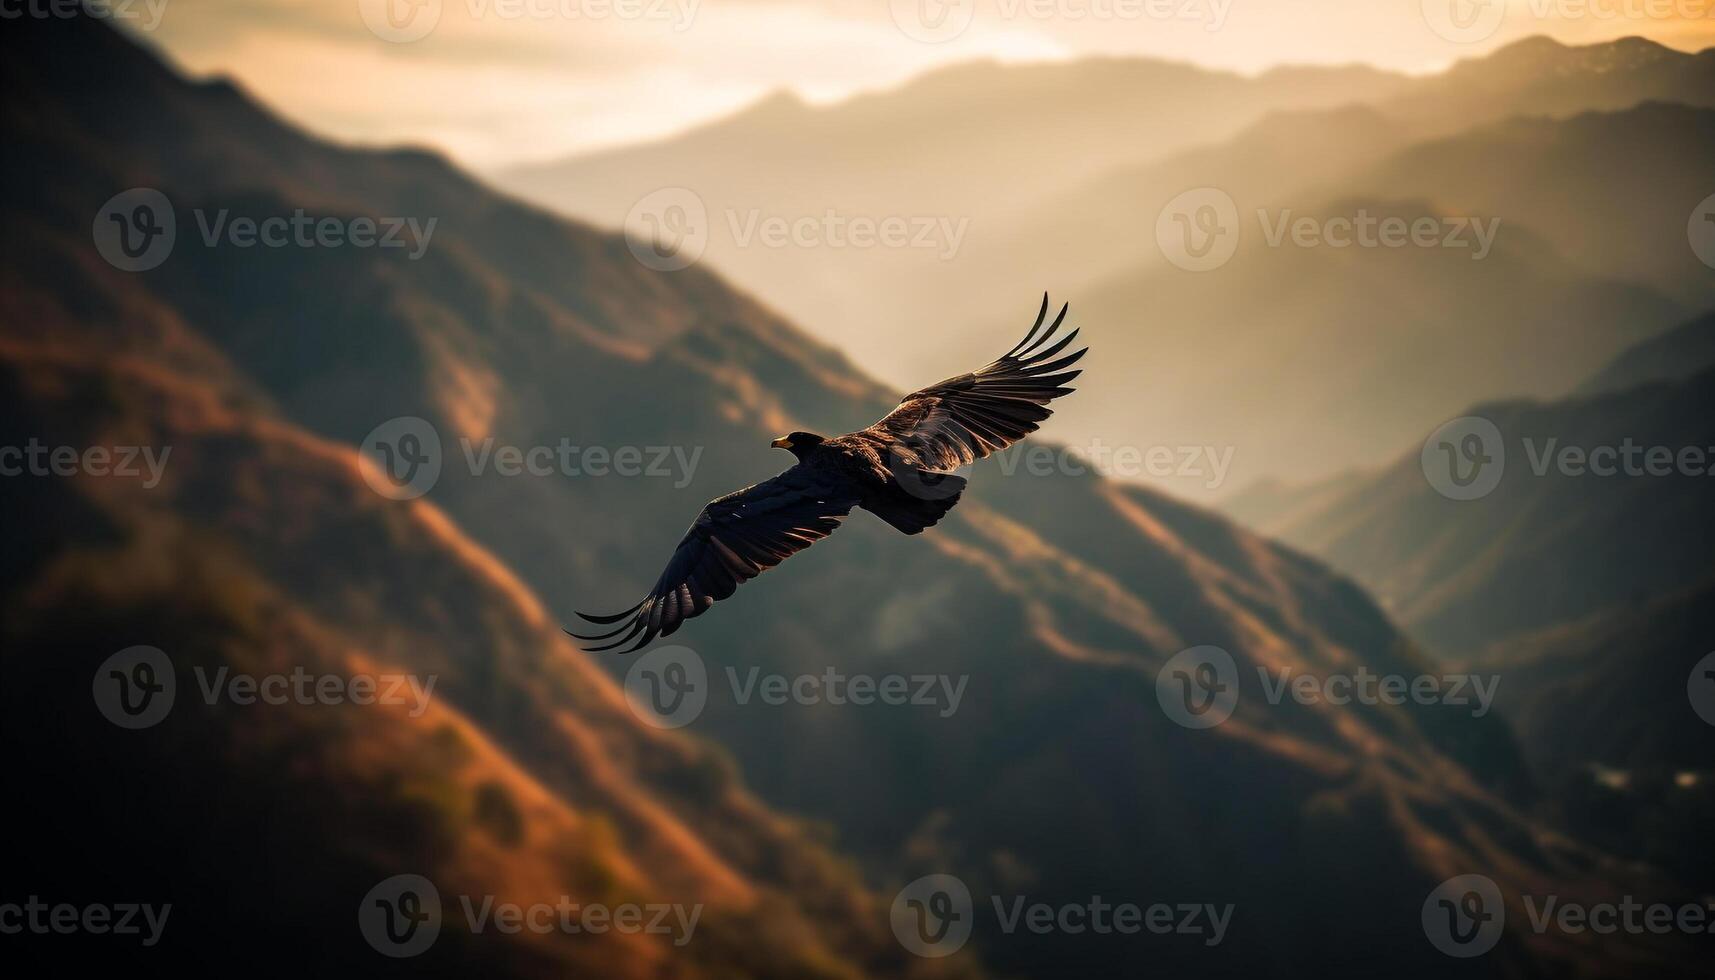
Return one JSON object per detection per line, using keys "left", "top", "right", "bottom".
{"left": 770, "top": 437, "right": 793, "bottom": 449}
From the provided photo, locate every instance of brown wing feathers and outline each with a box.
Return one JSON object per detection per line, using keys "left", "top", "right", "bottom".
{"left": 869, "top": 295, "right": 1086, "bottom": 470}
{"left": 570, "top": 470, "right": 857, "bottom": 653}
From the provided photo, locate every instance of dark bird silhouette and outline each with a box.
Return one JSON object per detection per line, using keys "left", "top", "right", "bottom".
{"left": 570, "top": 295, "right": 1087, "bottom": 652}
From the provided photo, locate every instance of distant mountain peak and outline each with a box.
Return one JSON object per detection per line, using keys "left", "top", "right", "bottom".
{"left": 1481, "top": 32, "right": 1678, "bottom": 73}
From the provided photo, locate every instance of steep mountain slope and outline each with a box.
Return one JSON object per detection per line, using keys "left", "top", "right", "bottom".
{"left": 0, "top": 343, "right": 918, "bottom": 979}
{"left": 1067, "top": 197, "right": 1679, "bottom": 494}
{"left": 3, "top": 14, "right": 1705, "bottom": 978}
{"left": 1221, "top": 467, "right": 1377, "bottom": 536}
{"left": 1347, "top": 101, "right": 1715, "bottom": 308}
{"left": 1254, "top": 363, "right": 1715, "bottom": 656}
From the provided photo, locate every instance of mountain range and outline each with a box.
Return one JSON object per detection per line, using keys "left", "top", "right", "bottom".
{"left": 496, "top": 35, "right": 1715, "bottom": 501}
{"left": 5, "top": 13, "right": 1709, "bottom": 978}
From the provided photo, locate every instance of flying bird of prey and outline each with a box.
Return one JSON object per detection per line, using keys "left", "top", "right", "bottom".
{"left": 570, "top": 296, "right": 1087, "bottom": 653}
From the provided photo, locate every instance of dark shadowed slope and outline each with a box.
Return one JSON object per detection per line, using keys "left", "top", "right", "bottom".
{"left": 1226, "top": 325, "right": 1715, "bottom": 895}
{"left": 1253, "top": 357, "right": 1715, "bottom": 655}
{"left": 1578, "top": 311, "right": 1715, "bottom": 395}
{"left": 1467, "top": 580, "right": 1715, "bottom": 893}
{"left": 0, "top": 344, "right": 925, "bottom": 979}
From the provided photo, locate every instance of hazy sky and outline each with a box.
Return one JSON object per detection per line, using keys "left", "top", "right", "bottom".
{"left": 131, "top": 0, "right": 1715, "bottom": 169}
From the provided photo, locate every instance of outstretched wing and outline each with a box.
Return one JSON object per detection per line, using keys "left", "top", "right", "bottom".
{"left": 868, "top": 294, "right": 1087, "bottom": 471}
{"left": 570, "top": 466, "right": 860, "bottom": 653}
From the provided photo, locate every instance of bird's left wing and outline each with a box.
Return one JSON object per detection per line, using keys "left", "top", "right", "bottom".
{"left": 867, "top": 295, "right": 1087, "bottom": 471}
{"left": 570, "top": 466, "right": 860, "bottom": 653}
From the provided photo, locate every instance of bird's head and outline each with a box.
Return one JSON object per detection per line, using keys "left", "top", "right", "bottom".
{"left": 770, "top": 431, "right": 825, "bottom": 460}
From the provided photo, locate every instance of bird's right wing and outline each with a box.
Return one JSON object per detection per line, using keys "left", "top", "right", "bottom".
{"left": 570, "top": 466, "right": 860, "bottom": 653}
{"left": 867, "top": 294, "right": 1086, "bottom": 471}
